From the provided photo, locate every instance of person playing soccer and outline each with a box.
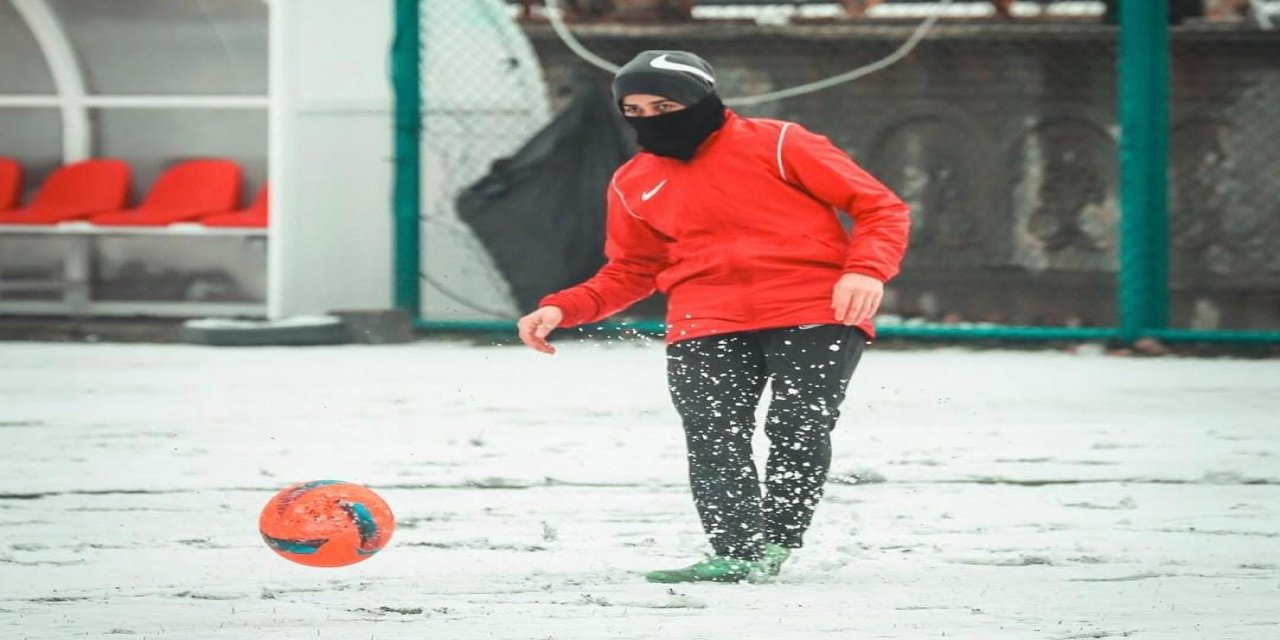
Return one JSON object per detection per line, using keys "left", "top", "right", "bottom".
{"left": 516, "top": 50, "right": 910, "bottom": 583}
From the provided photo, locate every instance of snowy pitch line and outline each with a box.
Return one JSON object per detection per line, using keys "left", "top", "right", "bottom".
{"left": 4, "top": 471, "right": 1278, "bottom": 503}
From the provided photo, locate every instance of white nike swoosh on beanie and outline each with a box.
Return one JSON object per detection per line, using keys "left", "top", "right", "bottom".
{"left": 650, "top": 54, "right": 715, "bottom": 84}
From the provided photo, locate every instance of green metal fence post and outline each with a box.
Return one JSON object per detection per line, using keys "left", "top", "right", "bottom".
{"left": 391, "top": 0, "right": 421, "bottom": 317}
{"left": 1117, "top": 0, "right": 1171, "bottom": 342}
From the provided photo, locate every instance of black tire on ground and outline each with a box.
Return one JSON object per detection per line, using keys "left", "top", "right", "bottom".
{"left": 180, "top": 317, "right": 351, "bottom": 347}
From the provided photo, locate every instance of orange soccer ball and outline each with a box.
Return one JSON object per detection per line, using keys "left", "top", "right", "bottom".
{"left": 258, "top": 480, "right": 395, "bottom": 567}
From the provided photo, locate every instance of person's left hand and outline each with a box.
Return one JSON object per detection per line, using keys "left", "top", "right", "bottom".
{"left": 831, "top": 272, "right": 884, "bottom": 326}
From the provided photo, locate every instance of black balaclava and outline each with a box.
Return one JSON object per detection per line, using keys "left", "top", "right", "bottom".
{"left": 612, "top": 50, "right": 726, "bottom": 162}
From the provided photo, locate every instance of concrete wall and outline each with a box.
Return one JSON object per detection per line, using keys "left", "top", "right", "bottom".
{"left": 525, "top": 23, "right": 1280, "bottom": 330}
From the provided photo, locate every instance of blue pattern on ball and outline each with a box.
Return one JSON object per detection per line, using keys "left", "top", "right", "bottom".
{"left": 261, "top": 532, "right": 328, "bottom": 555}
{"left": 339, "top": 500, "right": 381, "bottom": 555}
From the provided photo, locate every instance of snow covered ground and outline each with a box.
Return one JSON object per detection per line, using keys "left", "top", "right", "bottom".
{"left": 0, "top": 338, "right": 1277, "bottom": 639}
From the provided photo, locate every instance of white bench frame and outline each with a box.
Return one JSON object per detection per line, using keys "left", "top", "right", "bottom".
{"left": 0, "top": 223, "right": 268, "bottom": 317}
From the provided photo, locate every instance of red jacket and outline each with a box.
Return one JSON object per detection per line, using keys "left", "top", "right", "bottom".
{"left": 540, "top": 110, "right": 910, "bottom": 343}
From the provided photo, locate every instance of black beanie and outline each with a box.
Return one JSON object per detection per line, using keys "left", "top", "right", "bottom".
{"left": 612, "top": 50, "right": 717, "bottom": 107}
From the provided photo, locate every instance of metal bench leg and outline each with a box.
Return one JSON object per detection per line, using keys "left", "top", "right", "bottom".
{"left": 64, "top": 235, "right": 91, "bottom": 316}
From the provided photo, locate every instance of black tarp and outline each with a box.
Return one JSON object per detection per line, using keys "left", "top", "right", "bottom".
{"left": 457, "top": 85, "right": 639, "bottom": 313}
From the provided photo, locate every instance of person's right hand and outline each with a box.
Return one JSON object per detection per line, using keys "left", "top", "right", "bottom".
{"left": 516, "top": 306, "right": 564, "bottom": 355}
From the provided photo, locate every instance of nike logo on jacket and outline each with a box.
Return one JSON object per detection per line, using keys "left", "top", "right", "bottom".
{"left": 641, "top": 180, "right": 667, "bottom": 201}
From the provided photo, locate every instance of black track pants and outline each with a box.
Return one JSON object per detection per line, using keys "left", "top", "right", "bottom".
{"left": 665, "top": 324, "right": 865, "bottom": 560}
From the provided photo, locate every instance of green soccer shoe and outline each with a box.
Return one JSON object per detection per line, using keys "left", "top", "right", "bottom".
{"left": 760, "top": 543, "right": 792, "bottom": 577}
{"left": 644, "top": 555, "right": 770, "bottom": 584}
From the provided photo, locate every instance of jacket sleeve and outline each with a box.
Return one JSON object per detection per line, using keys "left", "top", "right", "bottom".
{"left": 537, "top": 181, "right": 669, "bottom": 327}
{"left": 780, "top": 124, "right": 911, "bottom": 282}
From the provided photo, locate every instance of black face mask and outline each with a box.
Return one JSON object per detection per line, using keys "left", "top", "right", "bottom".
{"left": 624, "top": 94, "right": 726, "bottom": 162}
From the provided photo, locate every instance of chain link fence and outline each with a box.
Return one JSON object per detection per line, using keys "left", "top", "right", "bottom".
{"left": 418, "top": 0, "right": 552, "bottom": 321}
{"left": 1168, "top": 28, "right": 1280, "bottom": 331}
{"left": 413, "top": 0, "right": 1280, "bottom": 335}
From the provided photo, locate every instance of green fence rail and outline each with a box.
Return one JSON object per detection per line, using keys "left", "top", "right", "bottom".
{"left": 391, "top": 0, "right": 421, "bottom": 316}
{"left": 412, "top": 319, "right": 1280, "bottom": 345}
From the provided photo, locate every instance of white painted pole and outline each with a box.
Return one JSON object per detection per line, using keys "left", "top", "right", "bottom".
{"left": 0, "top": 95, "right": 59, "bottom": 107}
{"left": 0, "top": 96, "right": 269, "bottom": 109}
{"left": 266, "top": 0, "right": 288, "bottom": 319}
{"left": 11, "top": 0, "right": 91, "bottom": 162}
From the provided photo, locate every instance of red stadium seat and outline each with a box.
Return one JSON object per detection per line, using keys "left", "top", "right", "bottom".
{"left": 89, "top": 159, "right": 241, "bottom": 227}
{"left": 0, "top": 157, "right": 21, "bottom": 211}
{"left": 0, "top": 159, "right": 130, "bottom": 225}
{"left": 201, "top": 184, "right": 268, "bottom": 228}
